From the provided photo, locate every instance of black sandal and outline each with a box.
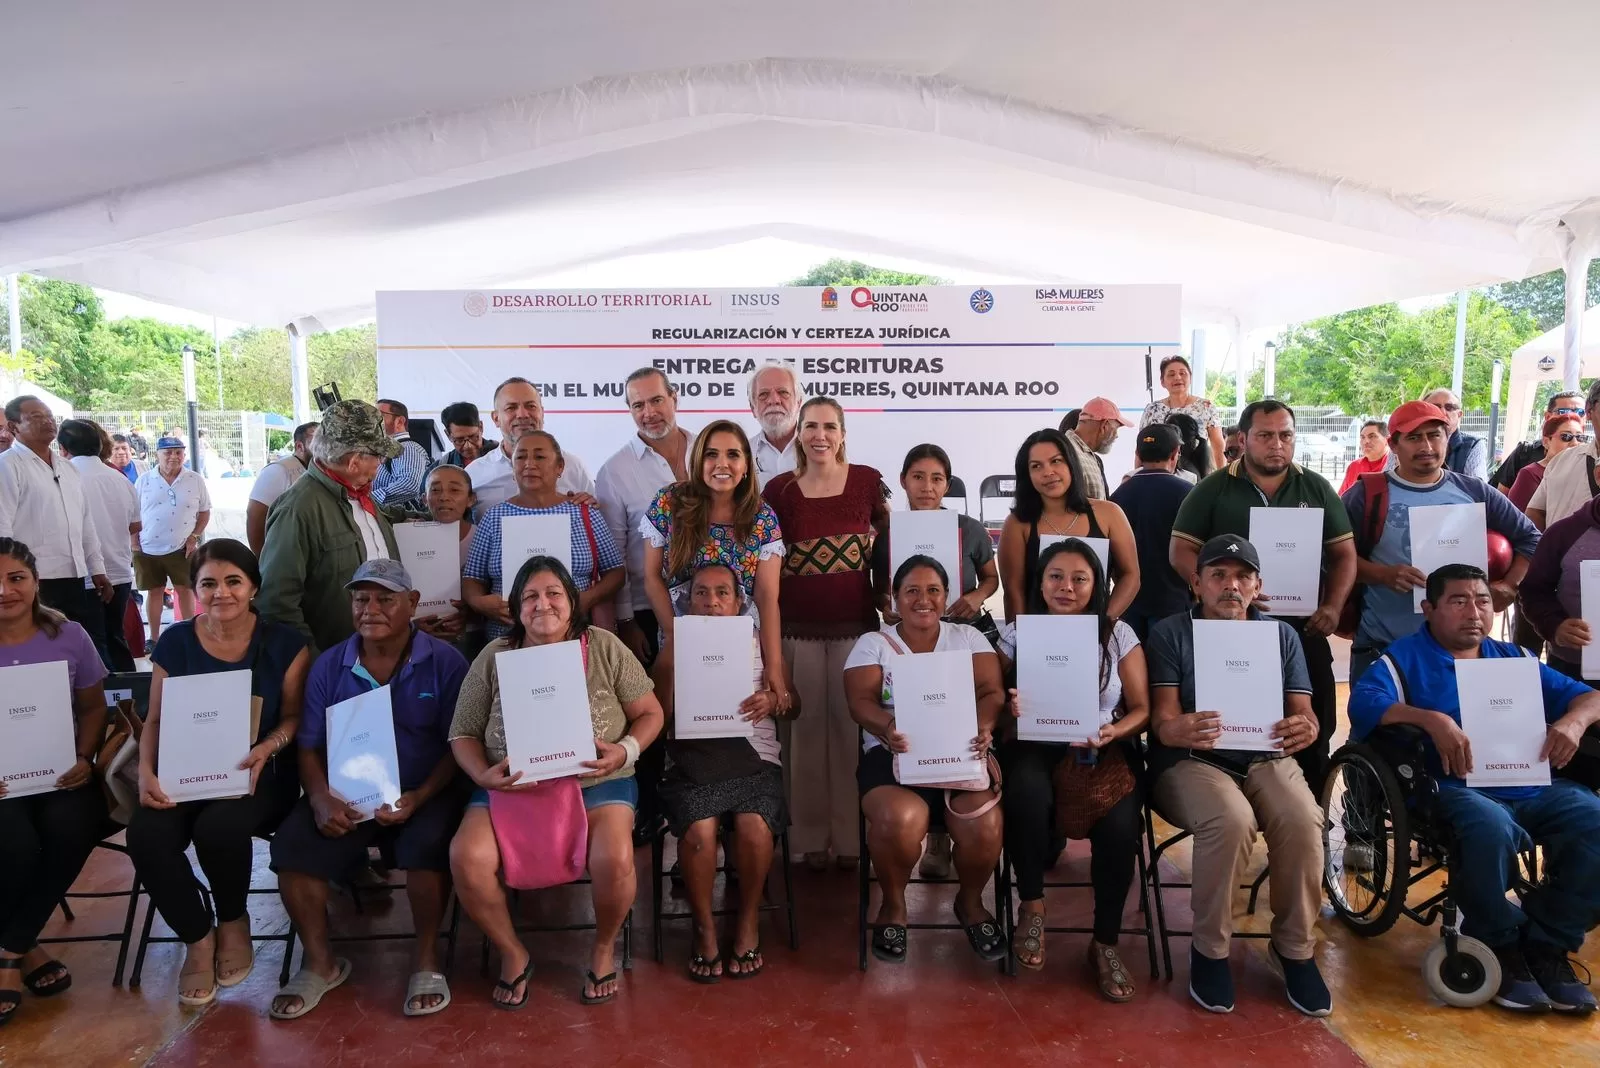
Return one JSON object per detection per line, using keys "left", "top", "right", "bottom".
{"left": 23, "top": 958, "right": 71, "bottom": 998}
{"left": 581, "top": 970, "right": 618, "bottom": 1005}
{"left": 870, "top": 924, "right": 907, "bottom": 963}
{"left": 688, "top": 953, "right": 722, "bottom": 984}
{"left": 492, "top": 957, "right": 535, "bottom": 1011}
{"left": 727, "top": 945, "right": 764, "bottom": 980}
{"left": 0, "top": 958, "right": 21, "bottom": 1027}
{"left": 954, "top": 904, "right": 1006, "bottom": 962}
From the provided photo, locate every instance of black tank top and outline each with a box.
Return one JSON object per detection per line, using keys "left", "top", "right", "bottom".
{"left": 1023, "top": 507, "right": 1111, "bottom": 604}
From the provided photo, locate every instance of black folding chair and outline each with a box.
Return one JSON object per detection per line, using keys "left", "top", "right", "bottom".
{"left": 1145, "top": 806, "right": 1271, "bottom": 979}
{"left": 998, "top": 835, "right": 1159, "bottom": 979}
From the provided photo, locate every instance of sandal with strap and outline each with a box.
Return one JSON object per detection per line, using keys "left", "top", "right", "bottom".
{"left": 23, "top": 957, "right": 71, "bottom": 997}
{"left": 727, "top": 945, "right": 764, "bottom": 980}
{"left": 581, "top": 970, "right": 618, "bottom": 1005}
{"left": 870, "top": 924, "right": 907, "bottom": 963}
{"left": 492, "top": 957, "right": 535, "bottom": 1012}
{"left": 0, "top": 958, "right": 22, "bottom": 1028}
{"left": 954, "top": 903, "right": 1007, "bottom": 963}
{"left": 1013, "top": 910, "right": 1046, "bottom": 971}
{"left": 177, "top": 945, "right": 218, "bottom": 1008}
{"left": 1088, "top": 941, "right": 1137, "bottom": 1003}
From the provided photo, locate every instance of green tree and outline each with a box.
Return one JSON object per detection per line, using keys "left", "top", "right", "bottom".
{"left": 1484, "top": 262, "right": 1600, "bottom": 332}
{"left": 787, "top": 259, "right": 945, "bottom": 287}
{"left": 13, "top": 277, "right": 109, "bottom": 405}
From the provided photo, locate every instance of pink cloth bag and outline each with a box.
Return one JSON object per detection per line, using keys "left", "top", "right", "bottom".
{"left": 487, "top": 634, "right": 591, "bottom": 889}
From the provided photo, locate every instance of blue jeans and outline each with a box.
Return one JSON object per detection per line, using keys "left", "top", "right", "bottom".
{"left": 1433, "top": 778, "right": 1600, "bottom": 951}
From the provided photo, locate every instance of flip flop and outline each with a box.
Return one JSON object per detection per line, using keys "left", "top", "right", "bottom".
{"left": 726, "top": 946, "right": 764, "bottom": 980}
{"left": 687, "top": 953, "right": 722, "bottom": 984}
{"left": 22, "top": 959, "right": 71, "bottom": 997}
{"left": 403, "top": 971, "right": 451, "bottom": 1017}
{"left": 581, "top": 970, "right": 618, "bottom": 1005}
{"left": 268, "top": 958, "right": 352, "bottom": 1021}
{"left": 0, "top": 958, "right": 21, "bottom": 1027}
{"left": 870, "top": 924, "right": 907, "bottom": 963}
{"left": 492, "top": 957, "right": 535, "bottom": 1011}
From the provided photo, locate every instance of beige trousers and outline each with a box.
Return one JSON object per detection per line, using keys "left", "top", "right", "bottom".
{"left": 782, "top": 636, "right": 861, "bottom": 857}
{"left": 1153, "top": 757, "right": 1324, "bottom": 960}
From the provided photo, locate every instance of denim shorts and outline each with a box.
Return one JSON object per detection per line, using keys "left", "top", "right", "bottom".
{"left": 468, "top": 775, "right": 638, "bottom": 812}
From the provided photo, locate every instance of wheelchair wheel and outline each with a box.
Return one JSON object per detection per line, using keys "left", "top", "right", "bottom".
{"left": 1321, "top": 744, "right": 1409, "bottom": 936}
{"left": 1422, "top": 937, "right": 1500, "bottom": 1008}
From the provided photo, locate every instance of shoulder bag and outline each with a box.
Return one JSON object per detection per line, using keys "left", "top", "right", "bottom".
{"left": 578, "top": 506, "right": 618, "bottom": 633}
{"left": 488, "top": 634, "right": 591, "bottom": 889}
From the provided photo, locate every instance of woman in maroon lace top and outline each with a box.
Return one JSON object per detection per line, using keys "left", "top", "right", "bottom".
{"left": 762, "top": 397, "right": 887, "bottom": 869}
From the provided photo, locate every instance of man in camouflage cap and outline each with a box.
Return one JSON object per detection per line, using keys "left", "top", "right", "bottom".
{"left": 258, "top": 400, "right": 404, "bottom": 654}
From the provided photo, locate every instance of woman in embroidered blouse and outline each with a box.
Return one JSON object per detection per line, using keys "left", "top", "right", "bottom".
{"left": 640, "top": 420, "right": 787, "bottom": 701}
{"left": 1138, "top": 355, "right": 1225, "bottom": 471}
{"left": 762, "top": 397, "right": 888, "bottom": 870}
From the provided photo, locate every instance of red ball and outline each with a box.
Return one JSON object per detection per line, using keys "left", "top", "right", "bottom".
{"left": 1487, "top": 530, "right": 1513, "bottom": 581}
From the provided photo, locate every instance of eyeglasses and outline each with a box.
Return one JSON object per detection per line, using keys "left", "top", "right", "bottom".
{"left": 1554, "top": 406, "right": 1586, "bottom": 416}
{"left": 1556, "top": 432, "right": 1589, "bottom": 444}
{"left": 1436, "top": 402, "right": 1462, "bottom": 412}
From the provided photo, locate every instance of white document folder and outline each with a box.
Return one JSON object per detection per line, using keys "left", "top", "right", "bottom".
{"left": 1014, "top": 614, "right": 1103, "bottom": 743}
{"left": 496, "top": 640, "right": 594, "bottom": 781}
{"left": 891, "top": 650, "right": 985, "bottom": 785}
{"left": 0, "top": 661, "right": 76, "bottom": 798}
{"left": 394, "top": 522, "right": 461, "bottom": 618}
{"left": 674, "top": 615, "right": 756, "bottom": 739}
{"left": 1457, "top": 657, "right": 1552, "bottom": 789}
{"left": 1409, "top": 503, "right": 1487, "bottom": 611}
{"left": 1249, "top": 506, "right": 1323, "bottom": 618}
{"left": 499, "top": 513, "right": 573, "bottom": 595}
{"left": 160, "top": 669, "right": 254, "bottom": 802}
{"left": 1192, "top": 619, "right": 1283, "bottom": 753}
{"left": 890, "top": 510, "right": 963, "bottom": 600}
{"left": 326, "top": 685, "right": 403, "bottom": 820}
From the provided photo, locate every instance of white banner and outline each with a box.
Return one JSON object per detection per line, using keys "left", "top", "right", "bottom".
{"left": 377, "top": 286, "right": 1181, "bottom": 508}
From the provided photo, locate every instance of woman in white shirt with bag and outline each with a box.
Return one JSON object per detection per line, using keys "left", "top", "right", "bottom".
{"left": 843, "top": 555, "right": 1005, "bottom": 965}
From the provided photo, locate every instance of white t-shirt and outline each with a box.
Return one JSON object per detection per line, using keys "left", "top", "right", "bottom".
{"left": 844, "top": 621, "right": 995, "bottom": 752}
{"left": 997, "top": 618, "right": 1140, "bottom": 718}
{"left": 135, "top": 467, "right": 212, "bottom": 556}
{"left": 69, "top": 457, "right": 140, "bottom": 586}
{"left": 248, "top": 455, "right": 306, "bottom": 508}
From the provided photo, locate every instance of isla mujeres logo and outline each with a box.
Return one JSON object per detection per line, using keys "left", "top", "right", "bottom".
{"left": 969, "top": 288, "right": 994, "bottom": 314}
{"left": 463, "top": 292, "right": 489, "bottom": 317}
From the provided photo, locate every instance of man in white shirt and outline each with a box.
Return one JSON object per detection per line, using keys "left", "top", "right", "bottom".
{"left": 247, "top": 421, "right": 318, "bottom": 555}
{"left": 1528, "top": 379, "right": 1600, "bottom": 531}
{"left": 466, "top": 376, "right": 594, "bottom": 509}
{"left": 58, "top": 419, "right": 142, "bottom": 670}
{"left": 747, "top": 361, "right": 802, "bottom": 489}
{"left": 596, "top": 368, "right": 692, "bottom": 665}
{"left": 134, "top": 436, "right": 212, "bottom": 646}
{"left": 0, "top": 396, "right": 113, "bottom": 657}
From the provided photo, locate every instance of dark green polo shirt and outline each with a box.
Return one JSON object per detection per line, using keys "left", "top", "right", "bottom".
{"left": 1171, "top": 460, "right": 1353, "bottom": 550}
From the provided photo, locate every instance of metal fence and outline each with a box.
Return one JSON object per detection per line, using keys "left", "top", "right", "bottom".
{"left": 80, "top": 410, "right": 273, "bottom": 474}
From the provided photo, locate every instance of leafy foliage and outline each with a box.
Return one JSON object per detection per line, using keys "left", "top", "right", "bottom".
{"left": 1484, "top": 262, "right": 1600, "bottom": 332}
{"left": 787, "top": 259, "right": 945, "bottom": 287}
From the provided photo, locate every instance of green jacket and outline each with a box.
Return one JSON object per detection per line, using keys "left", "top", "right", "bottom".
{"left": 257, "top": 463, "right": 400, "bottom": 656}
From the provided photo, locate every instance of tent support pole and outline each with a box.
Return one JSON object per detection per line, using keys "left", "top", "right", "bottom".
{"left": 1562, "top": 250, "right": 1592, "bottom": 393}
{"left": 1450, "top": 290, "right": 1467, "bottom": 397}
{"left": 288, "top": 323, "right": 311, "bottom": 424}
{"left": 6, "top": 274, "right": 19, "bottom": 357}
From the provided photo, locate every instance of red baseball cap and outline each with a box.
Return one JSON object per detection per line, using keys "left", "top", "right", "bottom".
{"left": 1388, "top": 400, "right": 1450, "bottom": 437}
{"left": 1080, "top": 397, "right": 1135, "bottom": 427}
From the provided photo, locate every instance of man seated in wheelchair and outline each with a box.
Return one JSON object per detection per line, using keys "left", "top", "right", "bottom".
{"left": 1348, "top": 562, "right": 1600, "bottom": 1016}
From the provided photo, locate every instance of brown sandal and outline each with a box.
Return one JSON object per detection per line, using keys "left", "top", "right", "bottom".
{"left": 1088, "top": 941, "right": 1136, "bottom": 1002}
{"left": 1012, "top": 909, "right": 1045, "bottom": 971}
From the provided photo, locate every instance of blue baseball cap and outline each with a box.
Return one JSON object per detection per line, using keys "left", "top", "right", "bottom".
{"left": 156, "top": 436, "right": 186, "bottom": 450}
{"left": 345, "top": 558, "right": 414, "bottom": 592}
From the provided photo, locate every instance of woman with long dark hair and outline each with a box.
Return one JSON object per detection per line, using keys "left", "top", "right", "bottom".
{"left": 126, "top": 538, "right": 311, "bottom": 1006}
{"left": 995, "top": 539, "right": 1149, "bottom": 998}
{"left": 641, "top": 420, "right": 786, "bottom": 698}
{"left": 997, "top": 429, "right": 1139, "bottom": 623}
{"left": 1139, "top": 355, "right": 1225, "bottom": 470}
{"left": 0, "top": 538, "right": 109, "bottom": 1026}
{"left": 448, "top": 556, "right": 664, "bottom": 1008}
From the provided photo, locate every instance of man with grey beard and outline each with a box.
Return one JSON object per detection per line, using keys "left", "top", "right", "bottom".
{"left": 747, "top": 361, "right": 802, "bottom": 490}
{"left": 1063, "top": 397, "right": 1131, "bottom": 499}
{"left": 595, "top": 367, "right": 692, "bottom": 846}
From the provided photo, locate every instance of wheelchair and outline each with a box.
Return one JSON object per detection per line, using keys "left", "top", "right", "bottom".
{"left": 1319, "top": 724, "right": 1564, "bottom": 1008}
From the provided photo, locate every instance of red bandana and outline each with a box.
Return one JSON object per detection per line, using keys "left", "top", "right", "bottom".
{"left": 318, "top": 461, "right": 378, "bottom": 517}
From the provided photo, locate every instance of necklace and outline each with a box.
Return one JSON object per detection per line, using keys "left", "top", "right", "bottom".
{"left": 1039, "top": 510, "right": 1084, "bottom": 537}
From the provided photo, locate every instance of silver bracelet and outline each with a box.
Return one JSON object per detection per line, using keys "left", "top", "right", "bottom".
{"left": 619, "top": 735, "right": 641, "bottom": 770}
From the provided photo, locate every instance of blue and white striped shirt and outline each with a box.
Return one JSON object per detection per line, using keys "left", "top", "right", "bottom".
{"left": 464, "top": 500, "right": 623, "bottom": 638}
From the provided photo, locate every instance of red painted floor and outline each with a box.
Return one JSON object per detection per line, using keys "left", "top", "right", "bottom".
{"left": 50, "top": 839, "right": 1362, "bottom": 1068}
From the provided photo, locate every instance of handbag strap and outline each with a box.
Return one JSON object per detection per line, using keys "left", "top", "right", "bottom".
{"left": 578, "top": 506, "right": 603, "bottom": 584}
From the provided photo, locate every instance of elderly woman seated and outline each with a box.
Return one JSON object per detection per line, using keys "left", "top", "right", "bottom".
{"left": 651, "top": 563, "right": 796, "bottom": 982}
{"left": 843, "top": 555, "right": 1006, "bottom": 965}
{"left": 447, "top": 556, "right": 663, "bottom": 1008}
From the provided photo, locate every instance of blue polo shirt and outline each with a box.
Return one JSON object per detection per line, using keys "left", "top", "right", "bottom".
{"left": 299, "top": 627, "right": 470, "bottom": 791}
{"left": 1347, "top": 625, "right": 1591, "bottom": 801}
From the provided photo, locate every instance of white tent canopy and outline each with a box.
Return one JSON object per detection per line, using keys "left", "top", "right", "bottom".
{"left": 4, "top": 2, "right": 1600, "bottom": 350}
{"left": 1504, "top": 305, "right": 1600, "bottom": 453}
